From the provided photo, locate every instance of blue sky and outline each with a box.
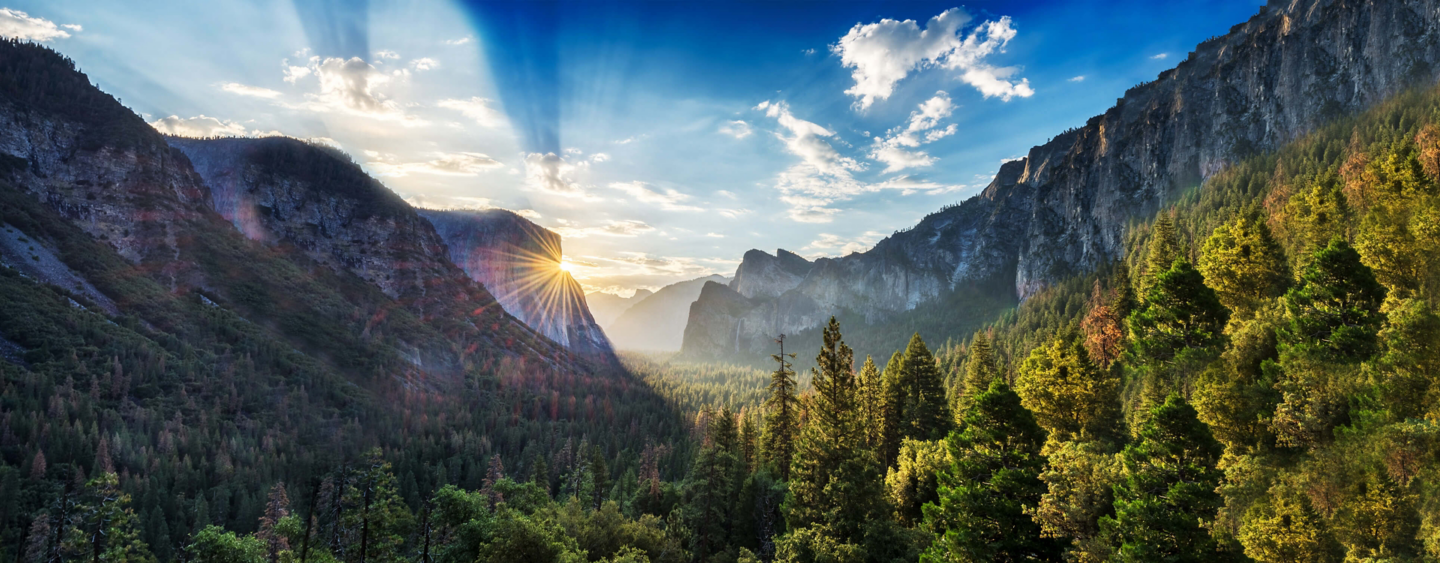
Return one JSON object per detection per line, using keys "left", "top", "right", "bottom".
{"left": 5, "top": 0, "right": 1264, "bottom": 295}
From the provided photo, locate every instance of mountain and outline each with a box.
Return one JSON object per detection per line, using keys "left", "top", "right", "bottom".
{"left": 587, "top": 288, "right": 652, "bottom": 327}
{"left": 418, "top": 208, "right": 612, "bottom": 356}
{"left": 0, "top": 39, "right": 681, "bottom": 551}
{"left": 682, "top": 0, "right": 1440, "bottom": 362}
{"left": 606, "top": 274, "right": 727, "bottom": 351}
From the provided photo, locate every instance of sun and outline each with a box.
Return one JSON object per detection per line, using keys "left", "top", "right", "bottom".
{"left": 558, "top": 260, "right": 577, "bottom": 273}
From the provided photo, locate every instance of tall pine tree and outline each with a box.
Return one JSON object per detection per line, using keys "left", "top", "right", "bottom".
{"left": 763, "top": 336, "right": 801, "bottom": 480}
{"left": 899, "top": 333, "right": 953, "bottom": 443}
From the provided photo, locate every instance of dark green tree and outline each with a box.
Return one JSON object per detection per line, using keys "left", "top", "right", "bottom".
{"left": 1279, "top": 237, "right": 1388, "bottom": 362}
{"left": 764, "top": 336, "right": 801, "bottom": 480}
{"left": 880, "top": 351, "right": 906, "bottom": 467}
{"left": 921, "top": 380, "right": 1062, "bottom": 563}
{"left": 899, "top": 333, "right": 953, "bottom": 442}
{"left": 1128, "top": 258, "right": 1231, "bottom": 365}
{"left": 1198, "top": 215, "right": 1291, "bottom": 318}
{"left": 1099, "top": 395, "right": 1232, "bottom": 562}
{"left": 958, "top": 332, "right": 1000, "bottom": 409}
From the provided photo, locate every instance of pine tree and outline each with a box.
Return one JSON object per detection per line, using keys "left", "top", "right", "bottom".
{"left": 856, "top": 356, "right": 886, "bottom": 450}
{"left": 480, "top": 456, "right": 505, "bottom": 508}
{"left": 785, "top": 318, "right": 886, "bottom": 546}
{"left": 921, "top": 380, "right": 1062, "bottom": 563}
{"left": 880, "top": 351, "right": 906, "bottom": 467}
{"left": 63, "top": 472, "right": 155, "bottom": 563}
{"left": 685, "top": 407, "right": 743, "bottom": 561}
{"left": 959, "top": 332, "right": 999, "bottom": 408}
{"left": 1099, "top": 394, "right": 1231, "bottom": 562}
{"left": 257, "top": 483, "right": 290, "bottom": 563}
{"left": 1198, "top": 215, "right": 1291, "bottom": 318}
{"left": 899, "top": 333, "right": 953, "bottom": 442}
{"left": 763, "top": 335, "right": 800, "bottom": 480}
{"left": 1129, "top": 258, "right": 1231, "bottom": 365}
{"left": 340, "top": 450, "right": 413, "bottom": 563}
{"left": 1140, "top": 214, "right": 1183, "bottom": 296}
{"left": 1016, "top": 333, "right": 1120, "bottom": 447}
{"left": 1279, "top": 237, "right": 1387, "bottom": 362}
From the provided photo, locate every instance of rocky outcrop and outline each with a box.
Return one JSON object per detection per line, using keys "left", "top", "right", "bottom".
{"left": 418, "top": 208, "right": 612, "bottom": 356}
{"left": 731, "top": 249, "right": 813, "bottom": 299}
{"left": 0, "top": 39, "right": 595, "bottom": 382}
{"left": 683, "top": 0, "right": 1440, "bottom": 361}
{"left": 606, "top": 274, "right": 726, "bottom": 351}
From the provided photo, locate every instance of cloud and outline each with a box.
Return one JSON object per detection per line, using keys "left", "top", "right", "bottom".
{"left": 283, "top": 56, "right": 420, "bottom": 123}
{"left": 833, "top": 8, "right": 1032, "bottom": 109}
{"left": 1150, "top": 53, "right": 1168, "bottom": 60}
{"left": 552, "top": 220, "right": 656, "bottom": 239}
{"left": 756, "top": 100, "right": 863, "bottom": 177}
{"left": 705, "top": 232, "right": 725, "bottom": 238}
{"left": 444, "top": 36, "right": 473, "bottom": 46}
{"left": 514, "top": 209, "right": 541, "bottom": 219}
{"left": 1068, "top": 75, "right": 1086, "bottom": 82}
{"left": 409, "top": 57, "right": 438, "bottom": 71}
{"left": 523, "top": 152, "right": 588, "bottom": 196}
{"left": 590, "top": 153, "right": 610, "bottom": 163}
{"left": 61, "top": 24, "right": 81, "bottom": 32}
{"left": 802, "top": 48, "right": 817, "bottom": 55}
{"left": 717, "top": 208, "right": 749, "bottom": 218}
{"left": 220, "top": 82, "right": 282, "bottom": 99}
{"left": 805, "top": 231, "right": 884, "bottom": 256}
{"left": 719, "top": 120, "right": 752, "bottom": 139}
{"left": 870, "top": 92, "right": 957, "bottom": 173}
{"left": 0, "top": 8, "right": 74, "bottom": 42}
{"left": 607, "top": 181, "right": 701, "bottom": 211}
{"left": 148, "top": 115, "right": 247, "bottom": 138}
{"left": 437, "top": 97, "right": 503, "bottom": 128}
{"left": 367, "top": 152, "right": 504, "bottom": 177}
{"left": 376, "top": 50, "right": 400, "bottom": 60}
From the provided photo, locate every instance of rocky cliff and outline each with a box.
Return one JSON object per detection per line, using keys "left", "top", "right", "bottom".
{"left": 0, "top": 39, "right": 593, "bottom": 382}
{"left": 588, "top": 289, "right": 653, "bottom": 327}
{"left": 418, "top": 208, "right": 612, "bottom": 356}
{"left": 683, "top": 0, "right": 1440, "bottom": 361}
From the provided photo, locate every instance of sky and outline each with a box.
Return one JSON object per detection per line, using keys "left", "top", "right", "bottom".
{"left": 4, "top": 0, "right": 1266, "bottom": 296}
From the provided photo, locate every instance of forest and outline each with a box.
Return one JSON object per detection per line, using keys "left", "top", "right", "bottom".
{"left": 3, "top": 38, "right": 1440, "bottom": 563}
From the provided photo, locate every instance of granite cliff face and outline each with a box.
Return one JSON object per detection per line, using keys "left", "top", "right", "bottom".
{"left": 587, "top": 289, "right": 652, "bottom": 327}
{"left": 683, "top": 0, "right": 1440, "bottom": 361}
{"left": 419, "top": 208, "right": 612, "bottom": 356}
{"left": 0, "top": 40, "right": 595, "bottom": 381}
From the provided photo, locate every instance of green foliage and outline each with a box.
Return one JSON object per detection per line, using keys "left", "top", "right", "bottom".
{"left": 1016, "top": 334, "right": 1120, "bottom": 448}
{"left": 1128, "top": 258, "right": 1231, "bottom": 366}
{"left": 1279, "top": 238, "right": 1388, "bottom": 362}
{"left": 921, "top": 380, "right": 1061, "bottom": 563}
{"left": 1198, "top": 215, "right": 1291, "bottom": 318}
{"left": 1099, "top": 395, "right": 1233, "bottom": 562}
{"left": 186, "top": 526, "right": 265, "bottom": 563}
{"left": 884, "top": 439, "right": 948, "bottom": 527}
{"left": 896, "top": 334, "right": 953, "bottom": 443}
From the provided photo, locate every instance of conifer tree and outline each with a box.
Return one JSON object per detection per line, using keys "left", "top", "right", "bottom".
{"left": 1198, "top": 215, "right": 1291, "bottom": 318}
{"left": 880, "top": 351, "right": 906, "bottom": 467}
{"left": 899, "top": 333, "right": 953, "bottom": 442}
{"left": 921, "top": 380, "right": 1062, "bottom": 563}
{"left": 856, "top": 356, "right": 886, "bottom": 449}
{"left": 1140, "top": 214, "right": 1183, "bottom": 296}
{"left": 340, "top": 450, "right": 413, "bottom": 563}
{"left": 959, "top": 332, "right": 999, "bottom": 407}
{"left": 1129, "top": 258, "right": 1231, "bottom": 365}
{"left": 1099, "top": 394, "right": 1231, "bottom": 562}
{"left": 1279, "top": 237, "right": 1387, "bottom": 362}
{"left": 785, "top": 318, "right": 886, "bottom": 546}
{"left": 257, "top": 483, "right": 290, "bottom": 563}
{"left": 1016, "top": 333, "right": 1120, "bottom": 447}
{"left": 686, "top": 408, "right": 742, "bottom": 561}
{"left": 63, "top": 472, "right": 155, "bottom": 563}
{"left": 763, "top": 336, "right": 800, "bottom": 480}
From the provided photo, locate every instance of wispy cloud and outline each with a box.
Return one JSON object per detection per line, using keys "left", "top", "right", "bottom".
{"left": 149, "top": 115, "right": 248, "bottom": 138}
{"left": 719, "top": 120, "right": 752, "bottom": 139}
{"left": 552, "top": 220, "right": 656, "bottom": 239}
{"left": 871, "top": 91, "right": 958, "bottom": 173}
{"left": 366, "top": 151, "right": 503, "bottom": 177}
{"left": 1068, "top": 75, "right": 1085, "bottom": 82}
{"left": 220, "top": 82, "right": 282, "bottom": 99}
{"left": 1150, "top": 53, "right": 1168, "bottom": 60}
{"left": 437, "top": 97, "right": 503, "bottom": 127}
{"left": 607, "top": 181, "right": 701, "bottom": 211}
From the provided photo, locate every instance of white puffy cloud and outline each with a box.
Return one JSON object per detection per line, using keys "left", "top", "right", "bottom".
{"left": 0, "top": 8, "right": 75, "bottom": 42}
{"left": 376, "top": 50, "right": 400, "bottom": 60}
{"left": 367, "top": 152, "right": 503, "bottom": 177}
{"left": 1150, "top": 53, "right": 1168, "bottom": 60}
{"left": 220, "top": 82, "right": 281, "bottom": 99}
{"left": 607, "top": 181, "right": 701, "bottom": 211}
{"left": 1068, "top": 75, "right": 1086, "bottom": 82}
{"left": 148, "top": 115, "right": 247, "bottom": 138}
{"left": 552, "top": 220, "right": 656, "bottom": 239}
{"left": 719, "top": 120, "right": 752, "bottom": 139}
{"left": 833, "top": 8, "right": 1032, "bottom": 109}
{"left": 590, "top": 153, "right": 610, "bottom": 163}
{"left": 279, "top": 56, "right": 420, "bottom": 123}
{"left": 410, "top": 57, "right": 439, "bottom": 71}
{"left": 437, "top": 97, "right": 504, "bottom": 127}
